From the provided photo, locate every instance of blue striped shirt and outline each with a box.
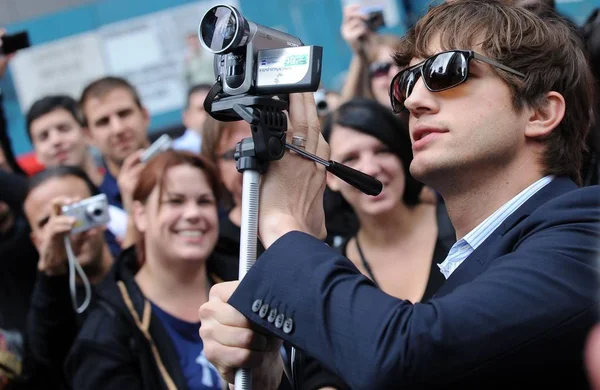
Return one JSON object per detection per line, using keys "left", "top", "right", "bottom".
{"left": 438, "top": 176, "right": 554, "bottom": 279}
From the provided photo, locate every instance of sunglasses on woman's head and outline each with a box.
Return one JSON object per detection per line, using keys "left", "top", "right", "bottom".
{"left": 369, "top": 62, "right": 393, "bottom": 78}
{"left": 388, "top": 49, "right": 526, "bottom": 113}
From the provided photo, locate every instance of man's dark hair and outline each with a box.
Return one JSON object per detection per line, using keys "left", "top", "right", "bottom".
{"left": 26, "top": 95, "right": 82, "bottom": 143}
{"left": 27, "top": 166, "right": 100, "bottom": 199}
{"left": 79, "top": 76, "right": 142, "bottom": 126}
{"left": 185, "top": 83, "right": 212, "bottom": 109}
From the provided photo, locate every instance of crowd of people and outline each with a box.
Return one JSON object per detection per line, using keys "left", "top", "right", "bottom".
{"left": 0, "top": 0, "right": 599, "bottom": 389}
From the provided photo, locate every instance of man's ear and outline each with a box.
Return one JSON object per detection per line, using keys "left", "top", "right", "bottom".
{"left": 524, "top": 91, "right": 565, "bottom": 139}
{"left": 131, "top": 200, "right": 147, "bottom": 233}
{"left": 326, "top": 171, "right": 341, "bottom": 192}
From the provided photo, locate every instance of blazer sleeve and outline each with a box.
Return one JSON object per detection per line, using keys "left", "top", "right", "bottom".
{"left": 228, "top": 187, "right": 600, "bottom": 389}
{"left": 65, "top": 304, "right": 143, "bottom": 390}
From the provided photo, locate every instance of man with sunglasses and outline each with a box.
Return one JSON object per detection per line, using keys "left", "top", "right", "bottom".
{"left": 198, "top": 1, "right": 599, "bottom": 389}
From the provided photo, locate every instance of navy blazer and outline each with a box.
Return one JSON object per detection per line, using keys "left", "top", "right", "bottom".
{"left": 229, "top": 178, "right": 600, "bottom": 389}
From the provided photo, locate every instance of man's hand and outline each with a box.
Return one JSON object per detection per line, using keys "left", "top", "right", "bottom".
{"left": 258, "top": 92, "right": 329, "bottom": 248}
{"left": 586, "top": 324, "right": 600, "bottom": 389}
{"left": 37, "top": 197, "right": 79, "bottom": 276}
{"left": 117, "top": 150, "right": 144, "bottom": 212}
{"left": 0, "top": 29, "right": 15, "bottom": 80}
{"left": 199, "top": 282, "right": 284, "bottom": 390}
{"left": 341, "top": 5, "right": 373, "bottom": 55}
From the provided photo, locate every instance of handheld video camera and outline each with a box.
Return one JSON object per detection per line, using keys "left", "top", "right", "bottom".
{"left": 198, "top": 5, "right": 322, "bottom": 98}
{"left": 61, "top": 194, "right": 110, "bottom": 234}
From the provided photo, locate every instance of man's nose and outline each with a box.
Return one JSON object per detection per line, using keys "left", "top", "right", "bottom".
{"left": 109, "top": 116, "right": 127, "bottom": 134}
{"left": 49, "top": 129, "right": 62, "bottom": 146}
{"left": 403, "top": 77, "right": 439, "bottom": 118}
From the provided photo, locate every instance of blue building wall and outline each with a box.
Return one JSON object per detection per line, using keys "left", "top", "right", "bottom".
{"left": 2, "top": 0, "right": 597, "bottom": 155}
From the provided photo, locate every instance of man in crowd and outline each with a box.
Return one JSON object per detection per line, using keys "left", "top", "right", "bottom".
{"left": 24, "top": 166, "right": 114, "bottom": 389}
{"left": 172, "top": 83, "right": 211, "bottom": 154}
{"left": 26, "top": 95, "right": 103, "bottom": 186}
{"left": 26, "top": 95, "right": 125, "bottom": 256}
{"left": 198, "top": 1, "right": 599, "bottom": 388}
{"left": 79, "top": 76, "right": 150, "bottom": 214}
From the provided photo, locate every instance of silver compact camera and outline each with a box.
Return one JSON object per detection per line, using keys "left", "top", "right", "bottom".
{"left": 140, "top": 134, "right": 172, "bottom": 163}
{"left": 61, "top": 194, "right": 110, "bottom": 234}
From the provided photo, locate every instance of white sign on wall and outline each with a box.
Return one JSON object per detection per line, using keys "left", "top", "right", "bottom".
{"left": 10, "top": 0, "right": 239, "bottom": 114}
{"left": 10, "top": 33, "right": 107, "bottom": 112}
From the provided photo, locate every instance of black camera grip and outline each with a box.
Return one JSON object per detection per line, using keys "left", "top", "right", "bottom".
{"left": 327, "top": 161, "right": 382, "bottom": 196}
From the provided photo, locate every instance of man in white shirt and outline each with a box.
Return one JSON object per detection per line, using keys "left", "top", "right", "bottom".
{"left": 172, "top": 84, "right": 211, "bottom": 155}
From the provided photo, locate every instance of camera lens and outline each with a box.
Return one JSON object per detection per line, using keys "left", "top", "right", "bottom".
{"left": 199, "top": 5, "right": 248, "bottom": 54}
{"left": 86, "top": 204, "right": 104, "bottom": 222}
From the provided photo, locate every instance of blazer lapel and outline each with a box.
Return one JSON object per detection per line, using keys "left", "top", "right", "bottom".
{"left": 433, "top": 177, "right": 578, "bottom": 298}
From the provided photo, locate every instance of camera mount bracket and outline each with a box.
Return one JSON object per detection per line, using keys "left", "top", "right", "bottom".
{"left": 205, "top": 89, "right": 292, "bottom": 390}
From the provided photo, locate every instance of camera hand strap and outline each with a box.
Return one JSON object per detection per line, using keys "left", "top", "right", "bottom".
{"left": 64, "top": 236, "right": 92, "bottom": 314}
{"left": 204, "top": 79, "right": 242, "bottom": 122}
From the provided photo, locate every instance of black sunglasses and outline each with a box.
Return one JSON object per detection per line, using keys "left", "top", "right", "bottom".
{"left": 389, "top": 50, "right": 526, "bottom": 113}
{"left": 369, "top": 62, "right": 393, "bottom": 78}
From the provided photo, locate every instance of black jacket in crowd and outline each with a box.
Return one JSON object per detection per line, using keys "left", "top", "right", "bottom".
{"left": 65, "top": 246, "right": 197, "bottom": 389}
{"left": 25, "top": 272, "right": 90, "bottom": 389}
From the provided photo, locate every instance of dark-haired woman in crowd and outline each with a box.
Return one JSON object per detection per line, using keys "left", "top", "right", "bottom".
{"left": 323, "top": 98, "right": 454, "bottom": 302}
{"left": 67, "top": 150, "right": 224, "bottom": 389}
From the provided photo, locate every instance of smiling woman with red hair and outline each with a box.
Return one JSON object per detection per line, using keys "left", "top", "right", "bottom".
{"left": 67, "top": 150, "right": 225, "bottom": 390}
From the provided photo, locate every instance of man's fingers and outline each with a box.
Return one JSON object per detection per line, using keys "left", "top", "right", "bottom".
{"left": 200, "top": 322, "right": 268, "bottom": 351}
{"left": 208, "top": 281, "right": 239, "bottom": 301}
{"left": 126, "top": 163, "right": 145, "bottom": 180}
{"left": 204, "top": 344, "right": 270, "bottom": 384}
{"left": 122, "top": 149, "right": 143, "bottom": 170}
{"left": 343, "top": 4, "right": 363, "bottom": 19}
{"left": 586, "top": 324, "right": 600, "bottom": 389}
{"left": 289, "top": 93, "right": 308, "bottom": 147}
{"left": 51, "top": 196, "right": 72, "bottom": 216}
{"left": 302, "top": 92, "right": 320, "bottom": 154}
{"left": 315, "top": 131, "right": 330, "bottom": 168}
{"left": 49, "top": 215, "right": 77, "bottom": 230}
{"left": 199, "top": 300, "right": 250, "bottom": 329}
